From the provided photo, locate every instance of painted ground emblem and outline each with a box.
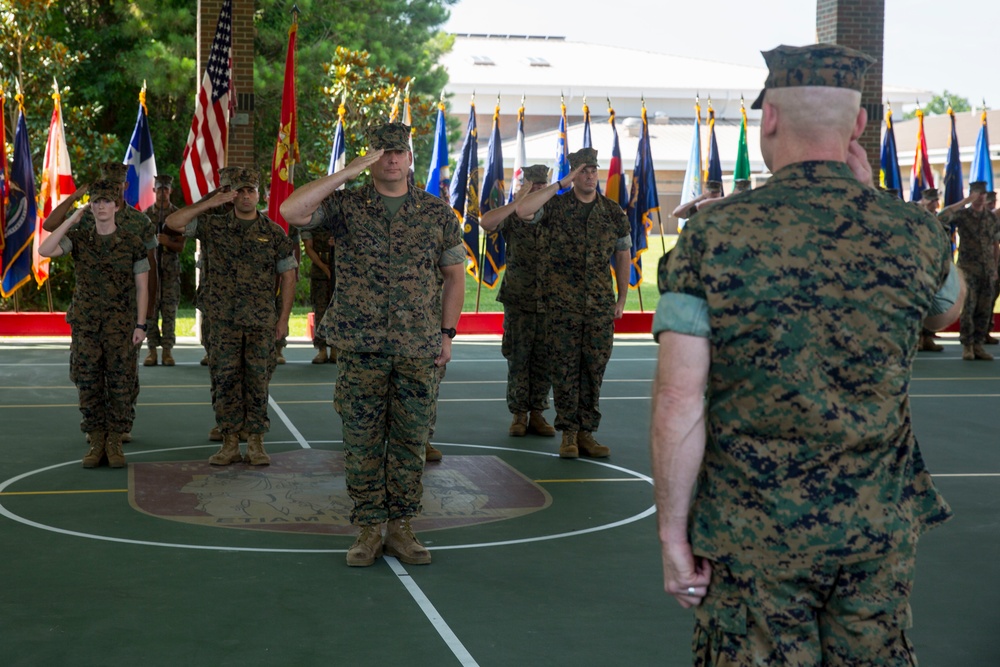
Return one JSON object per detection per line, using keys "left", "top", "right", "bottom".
{"left": 129, "top": 449, "right": 551, "bottom": 535}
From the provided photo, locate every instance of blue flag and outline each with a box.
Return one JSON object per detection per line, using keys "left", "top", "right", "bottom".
{"left": 124, "top": 93, "right": 157, "bottom": 211}
{"left": 1, "top": 107, "right": 37, "bottom": 298}
{"left": 969, "top": 109, "right": 994, "bottom": 192}
{"left": 425, "top": 100, "right": 450, "bottom": 198}
{"left": 624, "top": 105, "right": 659, "bottom": 288}
{"left": 553, "top": 100, "right": 570, "bottom": 194}
{"left": 943, "top": 107, "right": 964, "bottom": 207}
{"left": 705, "top": 103, "right": 723, "bottom": 195}
{"left": 480, "top": 104, "right": 506, "bottom": 288}
{"left": 450, "top": 103, "right": 480, "bottom": 280}
{"left": 327, "top": 103, "right": 346, "bottom": 177}
{"left": 879, "top": 108, "right": 903, "bottom": 197}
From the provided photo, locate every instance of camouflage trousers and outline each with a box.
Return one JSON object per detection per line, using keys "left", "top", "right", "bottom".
{"left": 70, "top": 326, "right": 138, "bottom": 433}
{"left": 501, "top": 305, "right": 551, "bottom": 413}
{"left": 209, "top": 326, "right": 276, "bottom": 435}
{"left": 429, "top": 364, "right": 445, "bottom": 439}
{"left": 310, "top": 276, "right": 332, "bottom": 348}
{"left": 693, "top": 544, "right": 918, "bottom": 666}
{"left": 545, "top": 309, "right": 614, "bottom": 433}
{"left": 147, "top": 255, "right": 181, "bottom": 350}
{"left": 958, "top": 270, "right": 995, "bottom": 345}
{"left": 334, "top": 350, "right": 435, "bottom": 526}
{"left": 201, "top": 310, "right": 217, "bottom": 409}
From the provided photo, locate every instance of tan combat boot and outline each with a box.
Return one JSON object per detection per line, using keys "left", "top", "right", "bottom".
{"left": 973, "top": 344, "right": 994, "bottom": 361}
{"left": 200, "top": 354, "right": 209, "bottom": 366}
{"left": 918, "top": 333, "right": 943, "bottom": 352}
{"left": 209, "top": 434, "right": 243, "bottom": 466}
{"left": 208, "top": 426, "right": 222, "bottom": 441}
{"left": 346, "top": 524, "right": 384, "bottom": 567}
{"left": 121, "top": 432, "right": 132, "bottom": 443}
{"left": 986, "top": 335, "right": 1000, "bottom": 345}
{"left": 527, "top": 410, "right": 556, "bottom": 437}
{"left": 82, "top": 431, "right": 107, "bottom": 468}
{"left": 245, "top": 433, "right": 271, "bottom": 466}
{"left": 275, "top": 347, "right": 287, "bottom": 364}
{"left": 328, "top": 347, "right": 338, "bottom": 364}
{"left": 559, "top": 431, "right": 579, "bottom": 459}
{"left": 143, "top": 347, "right": 158, "bottom": 366}
{"left": 383, "top": 518, "right": 431, "bottom": 565}
{"left": 577, "top": 431, "right": 611, "bottom": 458}
{"left": 509, "top": 412, "right": 528, "bottom": 437}
{"left": 425, "top": 443, "right": 443, "bottom": 462}
{"left": 963, "top": 345, "right": 976, "bottom": 360}
{"left": 161, "top": 348, "right": 175, "bottom": 366}
{"left": 311, "top": 347, "right": 328, "bottom": 364}
{"left": 106, "top": 433, "right": 126, "bottom": 468}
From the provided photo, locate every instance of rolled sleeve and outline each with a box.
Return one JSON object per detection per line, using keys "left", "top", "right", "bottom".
{"left": 439, "top": 243, "right": 466, "bottom": 267}
{"left": 133, "top": 258, "right": 150, "bottom": 274}
{"left": 652, "top": 292, "right": 710, "bottom": 339}
{"left": 276, "top": 254, "right": 298, "bottom": 274}
{"left": 615, "top": 235, "right": 632, "bottom": 252}
{"left": 929, "top": 263, "right": 960, "bottom": 316}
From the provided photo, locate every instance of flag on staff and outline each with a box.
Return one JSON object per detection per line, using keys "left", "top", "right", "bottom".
{"left": 605, "top": 100, "right": 628, "bottom": 211}
{"left": 507, "top": 98, "right": 527, "bottom": 203}
{"left": 34, "top": 81, "right": 77, "bottom": 287}
{"left": 450, "top": 101, "right": 481, "bottom": 280}
{"left": 624, "top": 102, "right": 659, "bottom": 288}
{"left": 123, "top": 84, "right": 157, "bottom": 212}
{"left": 677, "top": 97, "right": 703, "bottom": 232}
{"left": 879, "top": 105, "right": 903, "bottom": 198}
{"left": 179, "top": 0, "right": 233, "bottom": 205}
{"left": 969, "top": 105, "right": 993, "bottom": 192}
{"left": 705, "top": 99, "right": 723, "bottom": 195}
{"left": 327, "top": 99, "right": 347, "bottom": 180}
{"left": 942, "top": 107, "right": 964, "bottom": 206}
{"left": 267, "top": 14, "right": 299, "bottom": 232}
{"left": 582, "top": 98, "right": 601, "bottom": 194}
{"left": 402, "top": 84, "right": 416, "bottom": 184}
{"left": 553, "top": 96, "right": 570, "bottom": 193}
{"left": 1, "top": 94, "right": 38, "bottom": 298}
{"left": 480, "top": 101, "right": 506, "bottom": 288}
{"left": 425, "top": 96, "right": 450, "bottom": 199}
{"left": 0, "top": 87, "right": 8, "bottom": 278}
{"left": 388, "top": 89, "right": 402, "bottom": 122}
{"left": 908, "top": 106, "right": 935, "bottom": 202}
{"left": 733, "top": 97, "right": 751, "bottom": 188}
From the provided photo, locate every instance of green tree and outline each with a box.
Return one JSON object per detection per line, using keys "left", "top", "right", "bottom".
{"left": 253, "top": 0, "right": 457, "bottom": 184}
{"left": 904, "top": 90, "right": 973, "bottom": 119}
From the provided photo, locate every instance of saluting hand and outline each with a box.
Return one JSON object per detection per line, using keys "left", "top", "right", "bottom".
{"left": 846, "top": 140, "right": 873, "bottom": 187}
{"left": 347, "top": 149, "right": 384, "bottom": 175}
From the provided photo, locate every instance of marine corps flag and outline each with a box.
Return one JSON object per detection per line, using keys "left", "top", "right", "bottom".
{"left": 268, "top": 15, "right": 299, "bottom": 232}
{"left": 879, "top": 106, "right": 903, "bottom": 198}
{"left": 969, "top": 105, "right": 993, "bottom": 192}
{"left": 705, "top": 100, "right": 723, "bottom": 195}
{"left": 450, "top": 101, "right": 480, "bottom": 280}
{"left": 34, "top": 81, "right": 77, "bottom": 287}
{"left": 1, "top": 95, "right": 37, "bottom": 298}
{"left": 678, "top": 97, "right": 703, "bottom": 232}
{"left": 942, "top": 107, "right": 964, "bottom": 207}
{"left": 480, "top": 101, "right": 506, "bottom": 288}
{"left": 624, "top": 102, "right": 659, "bottom": 289}
{"left": 908, "top": 107, "right": 935, "bottom": 202}
{"left": 426, "top": 97, "right": 450, "bottom": 199}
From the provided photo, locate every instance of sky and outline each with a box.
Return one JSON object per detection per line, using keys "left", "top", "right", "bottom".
{"left": 444, "top": 0, "right": 1000, "bottom": 113}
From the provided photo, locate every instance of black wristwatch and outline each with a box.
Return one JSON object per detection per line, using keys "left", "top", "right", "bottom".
{"left": 441, "top": 327, "right": 457, "bottom": 339}
{"left": 136, "top": 323, "right": 147, "bottom": 331}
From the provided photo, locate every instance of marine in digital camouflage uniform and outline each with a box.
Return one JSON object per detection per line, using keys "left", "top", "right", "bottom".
{"left": 938, "top": 181, "right": 998, "bottom": 359}
{"left": 301, "top": 224, "right": 336, "bottom": 363}
{"left": 38, "top": 180, "right": 150, "bottom": 469}
{"left": 282, "top": 122, "right": 465, "bottom": 567}
{"left": 167, "top": 169, "right": 297, "bottom": 466}
{"left": 479, "top": 164, "right": 556, "bottom": 438}
{"left": 650, "top": 44, "right": 964, "bottom": 665}
{"left": 143, "top": 174, "right": 184, "bottom": 366}
{"left": 514, "top": 147, "right": 631, "bottom": 459}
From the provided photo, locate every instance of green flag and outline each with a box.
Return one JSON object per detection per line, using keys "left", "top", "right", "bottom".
{"left": 733, "top": 101, "right": 750, "bottom": 185}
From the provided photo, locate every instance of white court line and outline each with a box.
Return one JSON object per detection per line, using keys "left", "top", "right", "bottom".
{"left": 385, "top": 557, "right": 481, "bottom": 667}
{"left": 268, "top": 395, "right": 311, "bottom": 449}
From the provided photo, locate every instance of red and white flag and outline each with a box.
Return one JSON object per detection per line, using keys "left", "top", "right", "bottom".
{"left": 179, "top": 0, "right": 233, "bottom": 205}
{"left": 34, "top": 82, "right": 76, "bottom": 287}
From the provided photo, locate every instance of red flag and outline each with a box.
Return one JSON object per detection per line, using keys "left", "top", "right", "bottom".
{"left": 34, "top": 83, "right": 76, "bottom": 286}
{"left": 909, "top": 107, "right": 935, "bottom": 202}
{"left": 179, "top": 0, "right": 233, "bottom": 205}
{"left": 267, "top": 17, "right": 298, "bottom": 232}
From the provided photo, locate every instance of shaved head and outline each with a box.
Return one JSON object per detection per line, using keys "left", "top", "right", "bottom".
{"left": 760, "top": 87, "right": 866, "bottom": 172}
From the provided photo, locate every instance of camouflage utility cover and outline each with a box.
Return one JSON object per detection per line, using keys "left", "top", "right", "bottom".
{"left": 662, "top": 160, "right": 953, "bottom": 566}
{"left": 538, "top": 192, "right": 630, "bottom": 315}
{"left": 310, "top": 183, "right": 463, "bottom": 357}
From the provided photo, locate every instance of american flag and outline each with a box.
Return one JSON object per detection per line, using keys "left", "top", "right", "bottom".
{"left": 179, "top": 0, "right": 233, "bottom": 205}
